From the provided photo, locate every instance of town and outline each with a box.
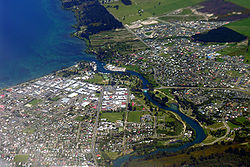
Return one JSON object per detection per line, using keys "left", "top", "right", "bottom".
{"left": 0, "top": 2, "right": 250, "bottom": 167}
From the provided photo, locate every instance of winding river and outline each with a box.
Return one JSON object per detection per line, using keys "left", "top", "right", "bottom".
{"left": 81, "top": 55, "right": 206, "bottom": 167}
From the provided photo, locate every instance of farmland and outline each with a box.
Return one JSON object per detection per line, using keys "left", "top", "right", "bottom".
{"left": 225, "top": 18, "right": 250, "bottom": 63}
{"left": 225, "top": 18, "right": 250, "bottom": 38}
{"left": 103, "top": 0, "right": 204, "bottom": 24}
{"left": 226, "top": 0, "right": 250, "bottom": 9}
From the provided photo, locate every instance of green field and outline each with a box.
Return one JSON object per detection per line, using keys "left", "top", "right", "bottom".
{"left": 177, "top": 8, "right": 193, "bottom": 15}
{"left": 89, "top": 29, "right": 148, "bottom": 56}
{"left": 207, "top": 122, "right": 224, "bottom": 129}
{"left": 75, "top": 115, "right": 87, "bottom": 122}
{"left": 101, "top": 112, "right": 124, "bottom": 122}
{"left": 159, "top": 15, "right": 204, "bottom": 22}
{"left": 225, "top": 18, "right": 250, "bottom": 63}
{"left": 14, "top": 154, "right": 29, "bottom": 163}
{"left": 235, "top": 116, "right": 247, "bottom": 124}
{"left": 106, "top": 152, "right": 120, "bottom": 160}
{"left": 128, "top": 111, "right": 141, "bottom": 122}
{"left": 104, "top": 0, "right": 204, "bottom": 24}
{"left": 226, "top": 18, "right": 250, "bottom": 38}
{"left": 49, "top": 96, "right": 61, "bottom": 101}
{"left": 218, "top": 44, "right": 248, "bottom": 57}
{"left": 227, "top": 121, "right": 241, "bottom": 129}
{"left": 87, "top": 73, "right": 105, "bottom": 84}
{"left": 226, "top": 0, "right": 250, "bottom": 9}
{"left": 23, "top": 127, "right": 36, "bottom": 134}
{"left": 28, "top": 99, "right": 42, "bottom": 106}
{"left": 160, "top": 89, "right": 174, "bottom": 99}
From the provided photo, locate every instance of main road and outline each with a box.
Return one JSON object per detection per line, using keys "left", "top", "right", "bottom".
{"left": 91, "top": 88, "right": 104, "bottom": 167}
{"left": 156, "top": 86, "right": 249, "bottom": 92}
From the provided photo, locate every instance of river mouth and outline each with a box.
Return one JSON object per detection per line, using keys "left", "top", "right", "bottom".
{"left": 192, "top": 27, "right": 247, "bottom": 43}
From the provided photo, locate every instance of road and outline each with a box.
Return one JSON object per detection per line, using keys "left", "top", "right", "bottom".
{"left": 156, "top": 86, "right": 249, "bottom": 92}
{"left": 122, "top": 111, "right": 128, "bottom": 154}
{"left": 154, "top": 89, "right": 175, "bottom": 101}
{"left": 154, "top": 116, "right": 157, "bottom": 137}
{"left": 91, "top": 88, "right": 104, "bottom": 167}
{"left": 202, "top": 120, "right": 230, "bottom": 146}
{"left": 235, "top": 74, "right": 245, "bottom": 87}
{"left": 122, "top": 87, "right": 130, "bottom": 153}
{"left": 124, "top": 25, "right": 150, "bottom": 48}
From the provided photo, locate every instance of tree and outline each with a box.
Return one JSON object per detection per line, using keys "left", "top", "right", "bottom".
{"left": 121, "top": 0, "right": 132, "bottom": 5}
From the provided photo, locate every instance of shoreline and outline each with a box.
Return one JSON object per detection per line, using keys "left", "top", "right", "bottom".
{"left": 0, "top": 61, "right": 81, "bottom": 91}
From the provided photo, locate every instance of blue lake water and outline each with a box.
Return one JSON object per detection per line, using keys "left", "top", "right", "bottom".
{"left": 0, "top": 0, "right": 90, "bottom": 89}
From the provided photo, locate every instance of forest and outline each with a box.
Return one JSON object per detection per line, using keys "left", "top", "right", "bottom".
{"left": 61, "top": 0, "right": 123, "bottom": 38}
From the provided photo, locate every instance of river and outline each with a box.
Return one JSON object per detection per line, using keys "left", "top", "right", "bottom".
{"left": 79, "top": 57, "right": 206, "bottom": 167}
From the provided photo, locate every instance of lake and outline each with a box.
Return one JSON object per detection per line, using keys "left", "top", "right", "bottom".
{"left": 0, "top": 0, "right": 89, "bottom": 89}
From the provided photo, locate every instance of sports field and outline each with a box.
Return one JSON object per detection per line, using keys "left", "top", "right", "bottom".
{"left": 101, "top": 112, "right": 124, "bottom": 122}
